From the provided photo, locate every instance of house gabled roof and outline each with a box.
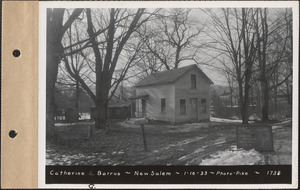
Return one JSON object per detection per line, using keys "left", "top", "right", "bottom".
{"left": 135, "top": 64, "right": 214, "bottom": 87}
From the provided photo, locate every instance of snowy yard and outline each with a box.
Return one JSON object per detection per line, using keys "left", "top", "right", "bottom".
{"left": 47, "top": 118, "right": 292, "bottom": 166}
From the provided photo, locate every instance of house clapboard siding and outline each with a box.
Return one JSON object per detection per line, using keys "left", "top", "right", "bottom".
{"left": 136, "top": 84, "right": 175, "bottom": 122}
{"left": 174, "top": 69, "right": 211, "bottom": 122}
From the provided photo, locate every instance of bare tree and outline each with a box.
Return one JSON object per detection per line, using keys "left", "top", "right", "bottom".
{"left": 254, "top": 8, "right": 292, "bottom": 121}
{"left": 138, "top": 9, "right": 204, "bottom": 72}
{"left": 62, "top": 8, "right": 156, "bottom": 129}
{"left": 224, "top": 67, "right": 235, "bottom": 110}
{"left": 270, "top": 9, "right": 293, "bottom": 112}
{"left": 204, "top": 8, "right": 258, "bottom": 124}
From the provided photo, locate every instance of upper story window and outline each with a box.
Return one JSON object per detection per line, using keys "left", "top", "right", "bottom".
{"left": 191, "top": 74, "right": 196, "bottom": 89}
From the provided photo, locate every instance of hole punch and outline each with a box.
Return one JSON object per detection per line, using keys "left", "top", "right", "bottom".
{"left": 12, "top": 49, "right": 21, "bottom": 57}
{"left": 88, "top": 184, "right": 95, "bottom": 189}
{"left": 9, "top": 130, "right": 18, "bottom": 138}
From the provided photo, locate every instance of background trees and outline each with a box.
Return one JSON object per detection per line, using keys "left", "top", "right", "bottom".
{"left": 253, "top": 8, "right": 293, "bottom": 121}
{"left": 137, "top": 8, "right": 205, "bottom": 73}
{"left": 204, "top": 8, "right": 258, "bottom": 124}
{"left": 60, "top": 8, "right": 159, "bottom": 129}
{"left": 47, "top": 7, "right": 293, "bottom": 138}
{"left": 202, "top": 8, "right": 293, "bottom": 123}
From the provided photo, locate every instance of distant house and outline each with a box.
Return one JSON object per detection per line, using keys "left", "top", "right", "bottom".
{"left": 219, "top": 90, "right": 232, "bottom": 105}
{"left": 108, "top": 96, "right": 131, "bottom": 119}
{"left": 54, "top": 88, "right": 94, "bottom": 121}
{"left": 130, "top": 64, "right": 214, "bottom": 123}
{"left": 90, "top": 96, "right": 131, "bottom": 120}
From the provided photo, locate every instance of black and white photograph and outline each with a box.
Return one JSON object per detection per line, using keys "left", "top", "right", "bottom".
{"left": 39, "top": 1, "right": 298, "bottom": 188}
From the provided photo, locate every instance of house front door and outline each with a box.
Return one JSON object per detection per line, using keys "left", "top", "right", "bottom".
{"left": 189, "top": 98, "right": 198, "bottom": 120}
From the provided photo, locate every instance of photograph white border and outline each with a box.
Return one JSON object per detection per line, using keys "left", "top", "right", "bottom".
{"left": 38, "top": 1, "right": 299, "bottom": 189}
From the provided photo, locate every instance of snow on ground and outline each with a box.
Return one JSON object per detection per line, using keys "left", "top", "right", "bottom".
{"left": 272, "top": 119, "right": 292, "bottom": 132}
{"left": 277, "top": 119, "right": 292, "bottom": 125}
{"left": 168, "top": 123, "right": 209, "bottom": 133}
{"left": 55, "top": 123, "right": 79, "bottom": 127}
{"left": 272, "top": 125, "right": 284, "bottom": 132}
{"left": 164, "top": 136, "right": 205, "bottom": 150}
{"left": 48, "top": 118, "right": 291, "bottom": 165}
{"left": 184, "top": 123, "right": 209, "bottom": 127}
{"left": 210, "top": 117, "right": 254, "bottom": 123}
{"left": 55, "top": 122, "right": 94, "bottom": 127}
{"left": 200, "top": 146, "right": 264, "bottom": 165}
{"left": 46, "top": 148, "right": 123, "bottom": 166}
{"left": 178, "top": 146, "right": 208, "bottom": 161}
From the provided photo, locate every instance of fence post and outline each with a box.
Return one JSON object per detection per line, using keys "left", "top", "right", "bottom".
{"left": 140, "top": 124, "right": 148, "bottom": 151}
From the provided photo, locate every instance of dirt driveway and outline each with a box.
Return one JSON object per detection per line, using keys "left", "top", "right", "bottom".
{"left": 46, "top": 119, "right": 292, "bottom": 166}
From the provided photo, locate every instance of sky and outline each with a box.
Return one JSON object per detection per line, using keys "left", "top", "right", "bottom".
{"left": 60, "top": 7, "right": 293, "bottom": 88}
{"left": 61, "top": 8, "right": 229, "bottom": 87}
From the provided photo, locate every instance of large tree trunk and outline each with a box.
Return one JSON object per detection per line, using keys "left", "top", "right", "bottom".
{"left": 46, "top": 49, "right": 61, "bottom": 141}
{"left": 261, "top": 78, "right": 270, "bottom": 121}
{"left": 237, "top": 75, "right": 245, "bottom": 121}
{"left": 240, "top": 8, "right": 255, "bottom": 124}
{"left": 46, "top": 8, "right": 83, "bottom": 141}
{"left": 95, "top": 101, "right": 108, "bottom": 129}
{"left": 75, "top": 79, "right": 80, "bottom": 111}
{"left": 46, "top": 9, "right": 65, "bottom": 141}
{"left": 255, "top": 84, "right": 262, "bottom": 118}
{"left": 243, "top": 83, "right": 251, "bottom": 124}
{"left": 94, "top": 89, "right": 109, "bottom": 129}
{"left": 75, "top": 80, "right": 80, "bottom": 121}
{"left": 260, "top": 9, "right": 269, "bottom": 121}
{"left": 274, "top": 75, "right": 278, "bottom": 109}
{"left": 286, "top": 80, "right": 291, "bottom": 105}
{"left": 94, "top": 72, "right": 110, "bottom": 129}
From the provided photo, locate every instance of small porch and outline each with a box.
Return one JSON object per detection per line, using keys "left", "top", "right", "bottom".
{"left": 129, "top": 94, "right": 149, "bottom": 118}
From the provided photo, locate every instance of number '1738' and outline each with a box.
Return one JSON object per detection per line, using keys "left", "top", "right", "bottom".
{"left": 267, "top": 171, "right": 281, "bottom": 175}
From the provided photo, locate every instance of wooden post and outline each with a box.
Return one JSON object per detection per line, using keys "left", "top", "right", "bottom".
{"left": 133, "top": 118, "right": 148, "bottom": 151}
{"left": 136, "top": 99, "right": 139, "bottom": 117}
{"left": 106, "top": 121, "right": 109, "bottom": 134}
{"left": 140, "top": 124, "right": 148, "bottom": 151}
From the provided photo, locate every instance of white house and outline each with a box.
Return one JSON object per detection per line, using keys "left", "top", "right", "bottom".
{"left": 130, "top": 64, "right": 214, "bottom": 123}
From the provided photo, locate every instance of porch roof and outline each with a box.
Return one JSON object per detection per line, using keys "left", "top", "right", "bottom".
{"left": 129, "top": 94, "right": 149, "bottom": 100}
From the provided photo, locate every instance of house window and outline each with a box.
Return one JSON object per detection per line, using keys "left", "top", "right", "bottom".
{"left": 201, "top": 99, "right": 207, "bottom": 113}
{"left": 191, "top": 74, "right": 196, "bottom": 89}
{"left": 161, "top": 98, "right": 166, "bottom": 112}
{"left": 180, "top": 99, "right": 186, "bottom": 115}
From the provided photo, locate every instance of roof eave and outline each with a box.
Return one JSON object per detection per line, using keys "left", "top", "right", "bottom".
{"left": 134, "top": 81, "right": 174, "bottom": 88}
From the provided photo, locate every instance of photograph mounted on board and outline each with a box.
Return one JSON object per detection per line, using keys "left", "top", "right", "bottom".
{"left": 39, "top": 1, "right": 298, "bottom": 188}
